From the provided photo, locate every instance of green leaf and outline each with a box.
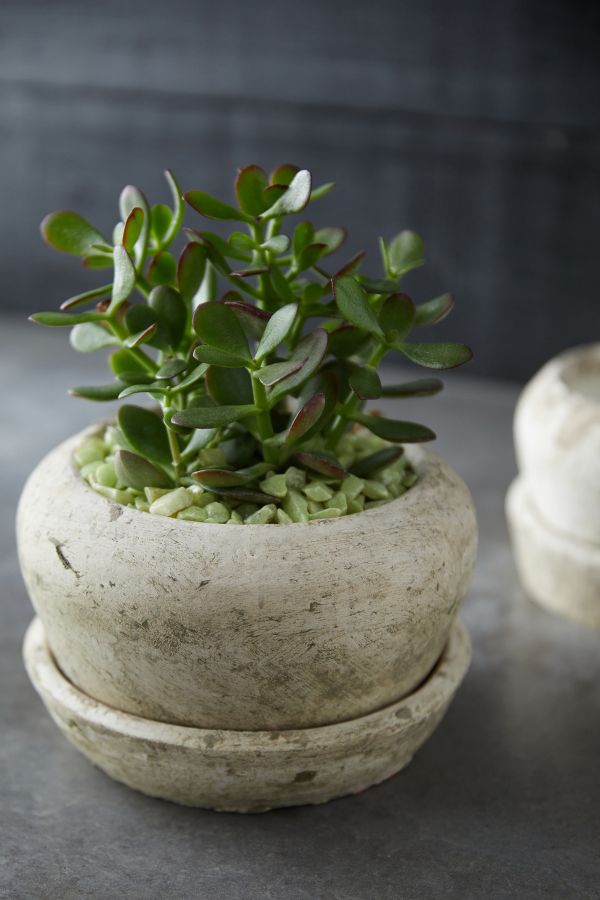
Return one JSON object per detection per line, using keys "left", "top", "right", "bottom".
{"left": 185, "top": 190, "right": 250, "bottom": 223}
{"left": 191, "top": 468, "right": 248, "bottom": 488}
{"left": 313, "top": 227, "right": 346, "bottom": 255}
{"left": 69, "top": 322, "right": 118, "bottom": 353}
{"left": 415, "top": 293, "right": 454, "bottom": 326}
{"left": 270, "top": 164, "right": 299, "bottom": 186}
{"left": 327, "top": 324, "right": 370, "bottom": 358}
{"left": 255, "top": 359, "right": 304, "bottom": 386}
{"left": 213, "top": 486, "right": 281, "bottom": 505}
{"left": 114, "top": 449, "right": 172, "bottom": 489}
{"left": 381, "top": 378, "right": 443, "bottom": 397}
{"left": 193, "top": 301, "right": 250, "bottom": 359}
{"left": 107, "top": 246, "right": 136, "bottom": 314}
{"left": 60, "top": 283, "right": 113, "bottom": 311}
{"left": 349, "top": 412, "right": 436, "bottom": 443}
{"left": 177, "top": 243, "right": 207, "bottom": 305}
{"left": 254, "top": 303, "right": 297, "bottom": 361}
{"left": 149, "top": 286, "right": 187, "bottom": 349}
{"left": 351, "top": 447, "right": 405, "bottom": 477}
{"left": 119, "top": 185, "right": 150, "bottom": 267}
{"left": 150, "top": 204, "right": 172, "bottom": 245}
{"left": 69, "top": 382, "right": 125, "bottom": 401}
{"left": 117, "top": 382, "right": 169, "bottom": 398}
{"left": 287, "top": 393, "right": 326, "bottom": 444}
{"left": 396, "top": 341, "right": 473, "bottom": 370}
{"left": 379, "top": 293, "right": 415, "bottom": 342}
{"left": 193, "top": 345, "right": 253, "bottom": 368}
{"left": 83, "top": 253, "right": 113, "bottom": 270}
{"left": 259, "top": 169, "right": 312, "bottom": 219}
{"left": 261, "top": 235, "right": 290, "bottom": 254}
{"left": 294, "top": 451, "right": 349, "bottom": 479}
{"left": 349, "top": 366, "right": 382, "bottom": 400}
{"left": 235, "top": 165, "right": 269, "bottom": 216}
{"left": 266, "top": 264, "right": 297, "bottom": 302}
{"left": 155, "top": 358, "right": 187, "bottom": 380}
{"left": 40, "top": 211, "right": 106, "bottom": 256}
{"left": 333, "top": 276, "right": 384, "bottom": 339}
{"left": 387, "top": 231, "right": 425, "bottom": 277}
{"left": 118, "top": 405, "right": 172, "bottom": 465}
{"left": 148, "top": 251, "right": 177, "bottom": 286}
{"left": 333, "top": 251, "right": 366, "bottom": 279}
{"left": 125, "top": 305, "right": 167, "bottom": 351}
{"left": 206, "top": 366, "right": 253, "bottom": 405}
{"left": 171, "top": 404, "right": 258, "bottom": 429}
{"left": 310, "top": 182, "right": 335, "bottom": 201}
{"left": 269, "top": 329, "right": 329, "bottom": 400}
{"left": 223, "top": 299, "right": 270, "bottom": 339}
{"left": 30, "top": 310, "right": 105, "bottom": 326}
{"left": 296, "top": 243, "right": 327, "bottom": 271}
{"left": 124, "top": 323, "right": 158, "bottom": 348}
{"left": 293, "top": 221, "right": 314, "bottom": 260}
{"left": 170, "top": 362, "right": 209, "bottom": 393}
{"left": 162, "top": 170, "right": 185, "bottom": 247}
{"left": 122, "top": 207, "right": 144, "bottom": 254}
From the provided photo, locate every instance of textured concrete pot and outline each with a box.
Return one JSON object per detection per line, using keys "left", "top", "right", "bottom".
{"left": 18, "top": 425, "right": 476, "bottom": 807}
{"left": 24, "top": 616, "right": 471, "bottom": 812}
{"left": 508, "top": 343, "right": 600, "bottom": 628}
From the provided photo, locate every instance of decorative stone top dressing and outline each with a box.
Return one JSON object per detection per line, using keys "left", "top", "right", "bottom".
{"left": 73, "top": 424, "right": 418, "bottom": 524}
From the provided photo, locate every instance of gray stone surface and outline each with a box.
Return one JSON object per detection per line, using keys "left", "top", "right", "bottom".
{"left": 2, "top": 319, "right": 599, "bottom": 899}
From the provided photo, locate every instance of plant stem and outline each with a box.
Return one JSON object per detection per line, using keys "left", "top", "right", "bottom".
{"left": 251, "top": 375, "right": 278, "bottom": 465}
{"left": 326, "top": 342, "right": 388, "bottom": 450}
{"left": 163, "top": 394, "right": 184, "bottom": 478}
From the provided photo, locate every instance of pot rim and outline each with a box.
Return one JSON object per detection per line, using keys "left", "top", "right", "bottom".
{"left": 66, "top": 421, "right": 437, "bottom": 532}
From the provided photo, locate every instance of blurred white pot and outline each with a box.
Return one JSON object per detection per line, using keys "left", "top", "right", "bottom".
{"left": 508, "top": 343, "right": 600, "bottom": 628}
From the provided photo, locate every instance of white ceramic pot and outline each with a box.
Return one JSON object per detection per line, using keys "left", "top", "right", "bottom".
{"left": 17, "top": 426, "right": 477, "bottom": 732}
{"left": 508, "top": 343, "right": 600, "bottom": 629}
{"left": 514, "top": 343, "right": 600, "bottom": 544}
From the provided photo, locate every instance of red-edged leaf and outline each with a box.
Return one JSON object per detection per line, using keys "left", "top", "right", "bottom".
{"left": 122, "top": 207, "right": 144, "bottom": 253}
{"left": 224, "top": 299, "right": 271, "bottom": 338}
{"left": 349, "top": 366, "right": 382, "bottom": 400}
{"left": 287, "top": 393, "right": 326, "bottom": 443}
{"left": 349, "top": 412, "right": 436, "bottom": 443}
{"left": 415, "top": 293, "right": 455, "bottom": 325}
{"left": 235, "top": 165, "right": 269, "bottom": 216}
{"left": 191, "top": 468, "right": 246, "bottom": 488}
{"left": 333, "top": 250, "right": 366, "bottom": 279}
{"left": 255, "top": 359, "right": 305, "bottom": 386}
{"left": 294, "top": 451, "right": 349, "bottom": 479}
{"left": 270, "top": 164, "right": 300, "bottom": 186}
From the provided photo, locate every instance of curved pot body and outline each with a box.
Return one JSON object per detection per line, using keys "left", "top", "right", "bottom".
{"left": 514, "top": 343, "right": 600, "bottom": 543}
{"left": 17, "top": 427, "right": 477, "bottom": 731}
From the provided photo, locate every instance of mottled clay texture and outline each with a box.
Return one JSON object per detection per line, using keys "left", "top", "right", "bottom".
{"left": 506, "top": 478, "right": 600, "bottom": 630}
{"left": 514, "top": 343, "right": 600, "bottom": 544}
{"left": 23, "top": 617, "right": 471, "bottom": 812}
{"left": 17, "top": 427, "right": 477, "bottom": 731}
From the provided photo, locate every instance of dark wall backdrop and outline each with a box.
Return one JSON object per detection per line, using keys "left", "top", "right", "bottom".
{"left": 1, "top": 0, "right": 599, "bottom": 381}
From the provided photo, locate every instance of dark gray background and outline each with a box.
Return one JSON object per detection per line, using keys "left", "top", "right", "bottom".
{"left": 1, "top": 0, "right": 599, "bottom": 381}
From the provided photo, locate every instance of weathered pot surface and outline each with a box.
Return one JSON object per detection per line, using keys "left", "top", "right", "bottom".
{"left": 23, "top": 616, "right": 472, "bottom": 812}
{"left": 17, "top": 426, "right": 477, "bottom": 731}
{"left": 514, "top": 343, "right": 600, "bottom": 544}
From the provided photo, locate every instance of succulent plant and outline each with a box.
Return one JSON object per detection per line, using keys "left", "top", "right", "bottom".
{"left": 31, "top": 165, "right": 472, "bottom": 522}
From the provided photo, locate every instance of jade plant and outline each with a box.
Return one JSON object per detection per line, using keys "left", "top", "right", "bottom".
{"left": 31, "top": 165, "right": 472, "bottom": 524}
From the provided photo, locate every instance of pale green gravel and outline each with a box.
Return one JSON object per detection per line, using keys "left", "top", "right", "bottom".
{"left": 73, "top": 427, "right": 419, "bottom": 524}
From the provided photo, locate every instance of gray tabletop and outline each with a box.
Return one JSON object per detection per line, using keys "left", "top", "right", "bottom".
{"left": 2, "top": 321, "right": 599, "bottom": 900}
